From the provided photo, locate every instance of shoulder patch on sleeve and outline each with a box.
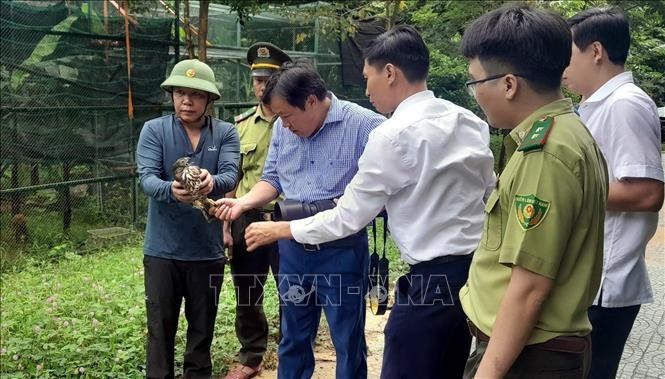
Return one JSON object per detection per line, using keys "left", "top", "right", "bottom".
{"left": 518, "top": 116, "right": 554, "bottom": 152}
{"left": 514, "top": 194, "right": 550, "bottom": 230}
{"left": 234, "top": 106, "right": 257, "bottom": 124}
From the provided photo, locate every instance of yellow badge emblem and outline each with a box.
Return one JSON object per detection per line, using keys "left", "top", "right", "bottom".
{"left": 185, "top": 69, "right": 196, "bottom": 78}
{"left": 514, "top": 194, "right": 550, "bottom": 230}
{"left": 257, "top": 47, "right": 270, "bottom": 58}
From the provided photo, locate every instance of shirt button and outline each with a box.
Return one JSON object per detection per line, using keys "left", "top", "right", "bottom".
{"left": 310, "top": 160, "right": 314, "bottom": 164}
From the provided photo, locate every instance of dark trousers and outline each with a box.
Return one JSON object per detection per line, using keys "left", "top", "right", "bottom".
{"left": 464, "top": 336, "right": 591, "bottom": 379}
{"left": 277, "top": 236, "right": 369, "bottom": 379}
{"left": 144, "top": 255, "right": 225, "bottom": 379}
{"left": 229, "top": 213, "right": 280, "bottom": 367}
{"left": 588, "top": 304, "right": 641, "bottom": 379}
{"left": 381, "top": 255, "right": 472, "bottom": 379}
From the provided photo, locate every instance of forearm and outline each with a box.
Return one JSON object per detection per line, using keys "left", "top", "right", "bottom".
{"left": 240, "top": 180, "right": 279, "bottom": 210}
{"left": 139, "top": 176, "right": 175, "bottom": 202}
{"left": 607, "top": 178, "right": 664, "bottom": 212}
{"left": 290, "top": 189, "right": 385, "bottom": 244}
{"left": 477, "top": 266, "right": 552, "bottom": 378}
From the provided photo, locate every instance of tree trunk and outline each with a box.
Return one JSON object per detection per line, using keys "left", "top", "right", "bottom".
{"left": 198, "top": 0, "right": 209, "bottom": 61}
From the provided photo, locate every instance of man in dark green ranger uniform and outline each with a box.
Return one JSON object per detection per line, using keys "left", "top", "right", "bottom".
{"left": 458, "top": 5, "right": 609, "bottom": 378}
{"left": 223, "top": 42, "right": 291, "bottom": 379}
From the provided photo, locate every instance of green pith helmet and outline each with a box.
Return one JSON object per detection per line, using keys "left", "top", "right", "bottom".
{"left": 160, "top": 59, "right": 221, "bottom": 101}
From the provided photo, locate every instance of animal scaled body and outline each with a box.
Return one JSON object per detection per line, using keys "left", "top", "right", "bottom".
{"left": 172, "top": 157, "right": 217, "bottom": 222}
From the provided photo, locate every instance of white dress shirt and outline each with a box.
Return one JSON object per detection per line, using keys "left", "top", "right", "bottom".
{"left": 578, "top": 71, "right": 664, "bottom": 307}
{"left": 291, "top": 90, "right": 495, "bottom": 265}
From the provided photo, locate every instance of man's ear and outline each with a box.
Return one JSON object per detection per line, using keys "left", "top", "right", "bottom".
{"left": 591, "top": 41, "right": 604, "bottom": 63}
{"left": 385, "top": 63, "right": 397, "bottom": 85}
{"left": 503, "top": 74, "right": 519, "bottom": 101}
{"left": 306, "top": 94, "right": 317, "bottom": 108}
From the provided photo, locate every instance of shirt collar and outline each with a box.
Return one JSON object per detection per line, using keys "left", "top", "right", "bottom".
{"left": 310, "top": 92, "right": 341, "bottom": 138}
{"left": 392, "top": 90, "right": 434, "bottom": 118}
{"left": 583, "top": 71, "right": 633, "bottom": 105}
{"left": 254, "top": 104, "right": 275, "bottom": 124}
{"left": 508, "top": 98, "right": 574, "bottom": 146}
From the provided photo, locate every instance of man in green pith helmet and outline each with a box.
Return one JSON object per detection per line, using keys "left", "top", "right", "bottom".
{"left": 223, "top": 42, "right": 291, "bottom": 379}
{"left": 136, "top": 58, "right": 239, "bottom": 378}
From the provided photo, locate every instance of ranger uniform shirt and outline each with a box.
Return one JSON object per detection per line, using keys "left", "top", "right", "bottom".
{"left": 234, "top": 105, "right": 276, "bottom": 207}
{"left": 460, "top": 99, "right": 609, "bottom": 345}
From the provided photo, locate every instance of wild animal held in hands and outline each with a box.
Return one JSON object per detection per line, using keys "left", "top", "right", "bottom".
{"left": 172, "top": 157, "right": 217, "bottom": 222}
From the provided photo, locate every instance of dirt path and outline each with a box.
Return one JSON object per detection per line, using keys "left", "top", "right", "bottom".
{"left": 257, "top": 309, "right": 387, "bottom": 378}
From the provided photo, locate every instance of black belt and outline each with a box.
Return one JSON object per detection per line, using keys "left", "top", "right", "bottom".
{"left": 467, "top": 319, "right": 589, "bottom": 354}
{"left": 298, "top": 231, "right": 366, "bottom": 252}
{"left": 409, "top": 253, "right": 472, "bottom": 269}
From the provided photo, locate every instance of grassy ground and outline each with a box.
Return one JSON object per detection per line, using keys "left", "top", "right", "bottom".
{"left": 0, "top": 220, "right": 403, "bottom": 378}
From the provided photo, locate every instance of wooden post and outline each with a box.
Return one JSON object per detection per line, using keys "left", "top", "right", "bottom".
{"left": 198, "top": 0, "right": 209, "bottom": 61}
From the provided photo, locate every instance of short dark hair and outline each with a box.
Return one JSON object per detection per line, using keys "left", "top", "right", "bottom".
{"left": 363, "top": 24, "right": 429, "bottom": 82}
{"left": 568, "top": 7, "right": 630, "bottom": 65}
{"left": 261, "top": 59, "right": 328, "bottom": 110}
{"left": 461, "top": 4, "right": 571, "bottom": 91}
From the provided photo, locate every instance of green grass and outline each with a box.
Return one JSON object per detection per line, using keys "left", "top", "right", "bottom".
{"left": 0, "top": 244, "right": 279, "bottom": 378}
{"left": 0, "top": 220, "right": 403, "bottom": 378}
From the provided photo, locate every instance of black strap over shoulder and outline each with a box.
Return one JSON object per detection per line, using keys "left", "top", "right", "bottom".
{"left": 369, "top": 212, "right": 389, "bottom": 315}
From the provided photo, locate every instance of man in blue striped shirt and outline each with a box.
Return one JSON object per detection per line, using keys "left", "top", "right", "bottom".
{"left": 214, "top": 60, "right": 385, "bottom": 379}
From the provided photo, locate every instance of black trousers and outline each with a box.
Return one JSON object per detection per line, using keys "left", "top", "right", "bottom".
{"left": 144, "top": 255, "right": 225, "bottom": 379}
{"left": 229, "top": 212, "right": 280, "bottom": 367}
{"left": 588, "top": 304, "right": 641, "bottom": 379}
{"left": 381, "top": 255, "right": 472, "bottom": 379}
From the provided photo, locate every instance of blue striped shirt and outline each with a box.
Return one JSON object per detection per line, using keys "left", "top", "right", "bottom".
{"left": 261, "top": 93, "right": 385, "bottom": 202}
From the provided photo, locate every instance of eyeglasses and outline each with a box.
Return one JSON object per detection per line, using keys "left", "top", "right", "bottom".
{"left": 465, "top": 73, "right": 528, "bottom": 97}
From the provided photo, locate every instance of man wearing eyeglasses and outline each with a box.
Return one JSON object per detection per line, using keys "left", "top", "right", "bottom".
{"left": 459, "top": 5, "right": 608, "bottom": 378}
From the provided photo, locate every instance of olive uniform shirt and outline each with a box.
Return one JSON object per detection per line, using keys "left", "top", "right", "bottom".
{"left": 460, "top": 98, "right": 609, "bottom": 345}
{"left": 234, "top": 104, "right": 277, "bottom": 208}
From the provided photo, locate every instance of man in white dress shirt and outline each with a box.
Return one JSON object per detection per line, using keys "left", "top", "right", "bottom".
{"left": 244, "top": 25, "right": 495, "bottom": 378}
{"left": 563, "top": 7, "right": 664, "bottom": 379}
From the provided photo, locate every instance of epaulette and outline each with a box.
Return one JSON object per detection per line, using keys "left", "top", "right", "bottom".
{"left": 517, "top": 116, "right": 554, "bottom": 152}
{"left": 234, "top": 106, "right": 257, "bottom": 124}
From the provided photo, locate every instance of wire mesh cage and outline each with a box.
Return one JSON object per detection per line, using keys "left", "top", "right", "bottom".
{"left": 0, "top": 0, "right": 362, "bottom": 258}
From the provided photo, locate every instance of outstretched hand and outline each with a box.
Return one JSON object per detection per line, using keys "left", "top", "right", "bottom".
{"left": 245, "top": 221, "right": 293, "bottom": 252}
{"left": 212, "top": 197, "right": 247, "bottom": 221}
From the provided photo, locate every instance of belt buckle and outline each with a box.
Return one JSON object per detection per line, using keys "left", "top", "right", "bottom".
{"left": 302, "top": 243, "right": 321, "bottom": 252}
{"left": 260, "top": 212, "right": 273, "bottom": 221}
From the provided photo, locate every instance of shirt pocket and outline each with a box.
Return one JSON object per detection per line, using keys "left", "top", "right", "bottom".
{"left": 483, "top": 189, "right": 502, "bottom": 250}
{"left": 240, "top": 143, "right": 258, "bottom": 175}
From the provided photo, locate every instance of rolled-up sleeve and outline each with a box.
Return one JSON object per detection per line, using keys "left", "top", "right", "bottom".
{"left": 260, "top": 119, "right": 283, "bottom": 194}
{"left": 137, "top": 121, "right": 175, "bottom": 203}
{"left": 211, "top": 124, "right": 240, "bottom": 196}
